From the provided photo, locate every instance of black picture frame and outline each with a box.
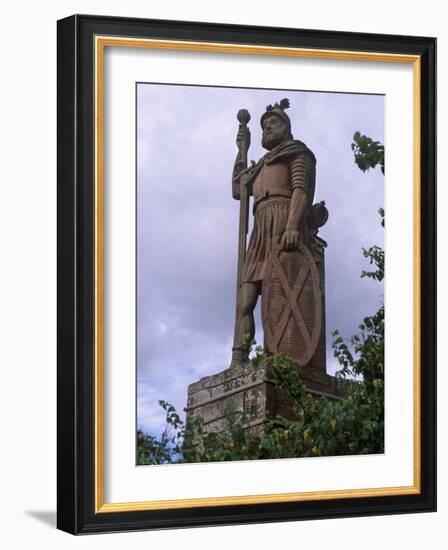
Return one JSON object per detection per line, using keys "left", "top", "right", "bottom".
{"left": 57, "top": 14, "right": 436, "bottom": 534}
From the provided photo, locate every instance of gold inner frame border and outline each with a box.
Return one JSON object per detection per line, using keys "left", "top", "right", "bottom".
{"left": 94, "top": 35, "right": 421, "bottom": 514}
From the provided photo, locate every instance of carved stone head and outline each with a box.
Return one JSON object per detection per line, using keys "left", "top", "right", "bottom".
{"left": 260, "top": 98, "right": 293, "bottom": 150}
{"left": 261, "top": 113, "right": 292, "bottom": 150}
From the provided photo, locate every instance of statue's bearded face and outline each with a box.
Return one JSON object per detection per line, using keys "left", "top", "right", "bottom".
{"left": 261, "top": 115, "right": 290, "bottom": 150}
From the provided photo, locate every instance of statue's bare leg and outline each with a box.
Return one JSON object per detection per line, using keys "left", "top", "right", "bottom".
{"left": 231, "top": 281, "right": 259, "bottom": 366}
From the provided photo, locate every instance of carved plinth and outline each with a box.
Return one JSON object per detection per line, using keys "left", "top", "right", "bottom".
{"left": 185, "top": 362, "right": 344, "bottom": 435}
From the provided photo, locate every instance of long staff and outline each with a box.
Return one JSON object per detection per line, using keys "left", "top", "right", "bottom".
{"left": 236, "top": 109, "right": 251, "bottom": 289}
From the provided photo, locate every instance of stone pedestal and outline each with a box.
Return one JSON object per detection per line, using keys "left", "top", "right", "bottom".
{"left": 185, "top": 362, "right": 344, "bottom": 435}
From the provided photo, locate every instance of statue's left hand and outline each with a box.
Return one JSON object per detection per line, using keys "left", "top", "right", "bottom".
{"left": 281, "top": 229, "right": 300, "bottom": 251}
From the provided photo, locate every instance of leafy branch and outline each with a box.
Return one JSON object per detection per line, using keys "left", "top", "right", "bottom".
{"left": 351, "top": 131, "right": 384, "bottom": 174}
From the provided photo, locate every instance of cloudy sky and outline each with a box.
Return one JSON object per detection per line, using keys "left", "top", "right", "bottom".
{"left": 136, "top": 83, "right": 384, "bottom": 436}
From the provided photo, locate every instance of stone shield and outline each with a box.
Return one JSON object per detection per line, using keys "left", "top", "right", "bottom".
{"left": 261, "top": 242, "right": 322, "bottom": 366}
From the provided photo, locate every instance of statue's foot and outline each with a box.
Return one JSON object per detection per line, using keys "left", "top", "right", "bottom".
{"left": 230, "top": 347, "right": 249, "bottom": 367}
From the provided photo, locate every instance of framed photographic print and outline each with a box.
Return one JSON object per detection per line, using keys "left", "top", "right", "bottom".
{"left": 57, "top": 14, "right": 436, "bottom": 534}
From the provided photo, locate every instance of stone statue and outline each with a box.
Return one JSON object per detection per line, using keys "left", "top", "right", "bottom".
{"left": 231, "top": 99, "right": 328, "bottom": 368}
{"left": 186, "top": 99, "right": 332, "bottom": 433}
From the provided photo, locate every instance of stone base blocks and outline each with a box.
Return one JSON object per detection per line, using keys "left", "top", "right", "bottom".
{"left": 185, "top": 362, "right": 344, "bottom": 435}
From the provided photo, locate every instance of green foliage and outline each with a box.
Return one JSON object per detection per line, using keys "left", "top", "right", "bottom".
{"left": 359, "top": 205, "right": 384, "bottom": 288}
{"left": 137, "top": 430, "right": 172, "bottom": 465}
{"left": 352, "top": 131, "right": 385, "bottom": 174}
{"left": 137, "top": 327, "right": 384, "bottom": 464}
{"left": 136, "top": 400, "right": 184, "bottom": 465}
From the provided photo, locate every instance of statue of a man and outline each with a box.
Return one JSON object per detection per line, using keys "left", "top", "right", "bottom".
{"left": 231, "top": 99, "right": 320, "bottom": 366}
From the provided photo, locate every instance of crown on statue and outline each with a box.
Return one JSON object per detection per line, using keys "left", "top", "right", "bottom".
{"left": 266, "top": 98, "right": 290, "bottom": 112}
{"left": 260, "top": 98, "right": 293, "bottom": 138}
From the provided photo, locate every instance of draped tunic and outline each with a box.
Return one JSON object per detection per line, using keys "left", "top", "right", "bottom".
{"left": 233, "top": 139, "right": 316, "bottom": 287}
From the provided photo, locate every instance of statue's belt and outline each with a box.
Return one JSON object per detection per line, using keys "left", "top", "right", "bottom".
{"left": 253, "top": 193, "right": 291, "bottom": 213}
